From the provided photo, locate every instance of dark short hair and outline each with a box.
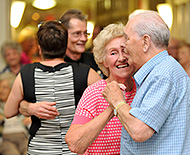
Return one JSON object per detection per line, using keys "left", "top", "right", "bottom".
{"left": 60, "top": 9, "right": 87, "bottom": 29}
{"left": 37, "top": 21, "right": 68, "bottom": 59}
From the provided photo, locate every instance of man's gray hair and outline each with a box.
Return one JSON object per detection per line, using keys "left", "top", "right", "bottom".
{"left": 129, "top": 10, "right": 170, "bottom": 48}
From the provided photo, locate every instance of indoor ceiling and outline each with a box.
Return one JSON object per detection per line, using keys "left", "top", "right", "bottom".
{"left": 12, "top": 0, "right": 110, "bottom": 43}
{"left": 14, "top": 0, "right": 133, "bottom": 38}
{"left": 17, "top": 0, "right": 97, "bottom": 26}
{"left": 12, "top": 0, "right": 165, "bottom": 38}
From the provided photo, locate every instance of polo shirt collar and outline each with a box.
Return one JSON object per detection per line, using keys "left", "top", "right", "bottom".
{"left": 134, "top": 50, "right": 168, "bottom": 88}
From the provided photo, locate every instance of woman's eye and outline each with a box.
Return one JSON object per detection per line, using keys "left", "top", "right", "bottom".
{"left": 111, "top": 52, "right": 117, "bottom": 55}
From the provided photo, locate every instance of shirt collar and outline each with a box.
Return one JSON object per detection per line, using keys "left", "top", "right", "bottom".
{"left": 134, "top": 50, "right": 169, "bottom": 88}
{"left": 64, "top": 54, "right": 84, "bottom": 63}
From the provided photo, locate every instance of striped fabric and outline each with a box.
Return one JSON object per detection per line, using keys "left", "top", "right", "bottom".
{"left": 28, "top": 66, "right": 76, "bottom": 155}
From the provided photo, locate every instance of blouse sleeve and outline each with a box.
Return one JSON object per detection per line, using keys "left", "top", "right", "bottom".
{"left": 72, "top": 81, "right": 103, "bottom": 125}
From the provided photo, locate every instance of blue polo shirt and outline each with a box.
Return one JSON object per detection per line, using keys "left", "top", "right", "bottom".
{"left": 121, "top": 50, "right": 190, "bottom": 155}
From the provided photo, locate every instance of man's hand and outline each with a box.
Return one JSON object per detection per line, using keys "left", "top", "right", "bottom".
{"left": 19, "top": 100, "right": 59, "bottom": 119}
{"left": 102, "top": 81, "right": 125, "bottom": 109}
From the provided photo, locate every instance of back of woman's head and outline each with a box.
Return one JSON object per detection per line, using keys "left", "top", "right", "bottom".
{"left": 37, "top": 21, "right": 68, "bottom": 59}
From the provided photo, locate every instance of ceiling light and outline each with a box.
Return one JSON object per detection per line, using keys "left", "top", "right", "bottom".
{"left": 32, "top": 12, "right": 40, "bottom": 21}
{"left": 157, "top": 3, "right": 173, "bottom": 29}
{"left": 32, "top": 0, "right": 57, "bottom": 10}
{"left": 87, "top": 21, "right": 94, "bottom": 39}
{"left": 10, "top": 1, "right": 26, "bottom": 28}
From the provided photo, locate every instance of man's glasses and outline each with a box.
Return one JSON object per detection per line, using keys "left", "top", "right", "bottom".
{"left": 37, "top": 21, "right": 90, "bottom": 39}
{"left": 70, "top": 31, "right": 90, "bottom": 38}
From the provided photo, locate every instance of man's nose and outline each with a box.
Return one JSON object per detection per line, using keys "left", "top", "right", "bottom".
{"left": 80, "top": 33, "right": 88, "bottom": 41}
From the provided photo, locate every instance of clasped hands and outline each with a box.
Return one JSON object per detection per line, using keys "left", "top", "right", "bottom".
{"left": 102, "top": 81, "right": 126, "bottom": 110}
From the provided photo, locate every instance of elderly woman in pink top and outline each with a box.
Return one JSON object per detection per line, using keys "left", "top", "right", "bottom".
{"left": 65, "top": 23, "right": 137, "bottom": 154}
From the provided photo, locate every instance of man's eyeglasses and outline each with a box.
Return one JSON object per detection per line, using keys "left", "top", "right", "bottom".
{"left": 70, "top": 31, "right": 90, "bottom": 38}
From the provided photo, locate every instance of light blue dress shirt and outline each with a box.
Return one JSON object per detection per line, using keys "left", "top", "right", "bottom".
{"left": 121, "top": 50, "right": 190, "bottom": 155}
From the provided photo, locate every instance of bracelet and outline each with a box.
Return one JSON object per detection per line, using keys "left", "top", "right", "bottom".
{"left": 115, "top": 101, "right": 126, "bottom": 110}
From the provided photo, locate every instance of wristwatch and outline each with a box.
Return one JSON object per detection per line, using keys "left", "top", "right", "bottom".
{"left": 114, "top": 101, "right": 126, "bottom": 116}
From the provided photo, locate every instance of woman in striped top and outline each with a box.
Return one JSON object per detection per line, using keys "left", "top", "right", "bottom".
{"left": 4, "top": 20, "right": 101, "bottom": 154}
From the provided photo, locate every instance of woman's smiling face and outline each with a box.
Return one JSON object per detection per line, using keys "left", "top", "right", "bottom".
{"left": 103, "top": 36, "right": 135, "bottom": 81}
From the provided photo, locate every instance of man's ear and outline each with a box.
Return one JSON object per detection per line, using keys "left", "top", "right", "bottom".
{"left": 143, "top": 34, "right": 151, "bottom": 52}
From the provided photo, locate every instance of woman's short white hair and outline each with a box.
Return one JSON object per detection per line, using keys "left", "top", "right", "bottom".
{"left": 0, "top": 72, "right": 16, "bottom": 88}
{"left": 1, "top": 41, "right": 22, "bottom": 58}
{"left": 93, "top": 23, "right": 124, "bottom": 77}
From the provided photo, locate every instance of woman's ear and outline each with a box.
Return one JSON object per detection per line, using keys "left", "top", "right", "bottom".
{"left": 38, "top": 45, "right": 43, "bottom": 59}
{"left": 143, "top": 34, "right": 151, "bottom": 52}
{"left": 103, "top": 60, "right": 109, "bottom": 68}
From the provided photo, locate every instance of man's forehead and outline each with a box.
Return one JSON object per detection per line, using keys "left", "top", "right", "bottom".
{"left": 123, "top": 25, "right": 130, "bottom": 36}
{"left": 69, "top": 19, "right": 87, "bottom": 30}
{"left": 124, "top": 20, "right": 134, "bottom": 34}
{"left": 69, "top": 18, "right": 86, "bottom": 26}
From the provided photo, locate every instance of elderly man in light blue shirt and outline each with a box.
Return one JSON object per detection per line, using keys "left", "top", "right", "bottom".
{"left": 102, "top": 10, "right": 190, "bottom": 155}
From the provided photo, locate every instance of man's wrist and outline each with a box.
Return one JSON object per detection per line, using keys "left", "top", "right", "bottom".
{"left": 115, "top": 101, "right": 126, "bottom": 110}
{"left": 19, "top": 101, "right": 32, "bottom": 116}
{"left": 27, "top": 102, "right": 34, "bottom": 116}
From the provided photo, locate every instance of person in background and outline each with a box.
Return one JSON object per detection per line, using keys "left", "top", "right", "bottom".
{"left": 102, "top": 10, "right": 190, "bottom": 154}
{"left": 17, "top": 27, "right": 38, "bottom": 64}
{"left": 177, "top": 42, "right": 190, "bottom": 77}
{"left": 60, "top": 9, "right": 106, "bottom": 79}
{"left": 92, "top": 25, "right": 102, "bottom": 41}
{"left": 86, "top": 24, "right": 103, "bottom": 53}
{"left": 4, "top": 21, "right": 101, "bottom": 154}
{"left": 27, "top": 38, "right": 40, "bottom": 63}
{"left": 0, "top": 72, "right": 29, "bottom": 155}
{"left": 65, "top": 23, "right": 136, "bottom": 154}
{"left": 167, "top": 37, "right": 181, "bottom": 60}
{"left": 0, "top": 41, "right": 22, "bottom": 75}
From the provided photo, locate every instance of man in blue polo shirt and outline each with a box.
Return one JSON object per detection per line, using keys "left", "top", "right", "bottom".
{"left": 102, "top": 10, "right": 190, "bottom": 154}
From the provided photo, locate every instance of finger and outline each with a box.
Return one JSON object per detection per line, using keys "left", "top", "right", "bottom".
{"left": 42, "top": 101, "right": 57, "bottom": 106}
{"left": 39, "top": 114, "right": 57, "bottom": 120}
{"left": 44, "top": 105, "right": 58, "bottom": 112}
{"left": 110, "top": 81, "right": 120, "bottom": 88}
{"left": 38, "top": 107, "right": 59, "bottom": 116}
{"left": 40, "top": 102, "right": 58, "bottom": 113}
{"left": 102, "top": 90, "right": 107, "bottom": 99}
{"left": 36, "top": 110, "right": 58, "bottom": 119}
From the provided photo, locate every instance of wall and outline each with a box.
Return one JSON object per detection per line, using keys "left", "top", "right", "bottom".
{"left": 0, "top": 0, "right": 11, "bottom": 71}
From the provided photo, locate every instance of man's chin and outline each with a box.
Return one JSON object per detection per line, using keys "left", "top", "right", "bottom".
{"left": 76, "top": 49, "right": 85, "bottom": 54}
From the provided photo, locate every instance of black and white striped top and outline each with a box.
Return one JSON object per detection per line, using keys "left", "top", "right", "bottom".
{"left": 21, "top": 62, "right": 90, "bottom": 155}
